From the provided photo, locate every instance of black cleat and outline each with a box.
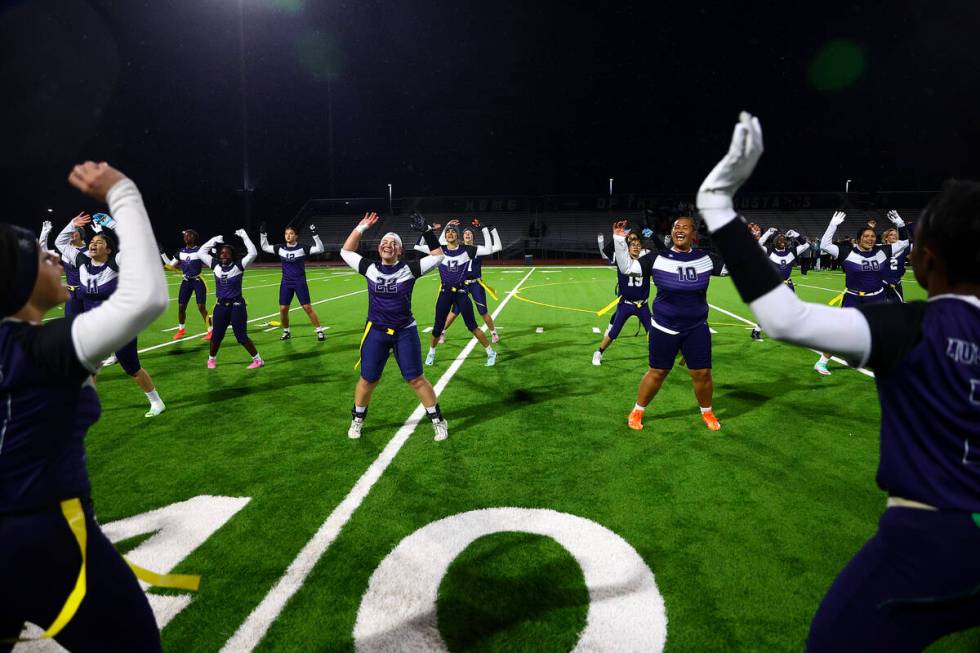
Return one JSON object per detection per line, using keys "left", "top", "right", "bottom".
{"left": 280, "top": 331, "right": 291, "bottom": 341}
{"left": 751, "top": 328, "right": 764, "bottom": 341}
{"left": 317, "top": 331, "right": 326, "bottom": 342}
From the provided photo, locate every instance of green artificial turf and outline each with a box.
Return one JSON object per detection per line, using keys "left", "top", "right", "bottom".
{"left": 57, "top": 264, "right": 979, "bottom": 652}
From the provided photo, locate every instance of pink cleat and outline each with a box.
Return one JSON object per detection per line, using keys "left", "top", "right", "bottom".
{"left": 247, "top": 357, "right": 264, "bottom": 369}
{"left": 207, "top": 359, "right": 216, "bottom": 369}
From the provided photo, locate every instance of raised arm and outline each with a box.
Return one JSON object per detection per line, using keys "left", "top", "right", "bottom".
{"left": 54, "top": 213, "right": 91, "bottom": 264}
{"left": 197, "top": 235, "right": 221, "bottom": 268}
{"left": 490, "top": 226, "right": 502, "bottom": 253}
{"left": 237, "top": 229, "right": 258, "bottom": 267}
{"left": 340, "top": 212, "right": 378, "bottom": 271}
{"left": 820, "top": 212, "right": 846, "bottom": 258}
{"left": 474, "top": 226, "right": 495, "bottom": 256}
{"left": 160, "top": 251, "right": 177, "bottom": 267}
{"left": 696, "top": 112, "right": 872, "bottom": 366}
{"left": 308, "top": 224, "right": 325, "bottom": 255}
{"left": 38, "top": 220, "right": 52, "bottom": 249}
{"left": 412, "top": 212, "right": 444, "bottom": 273}
{"left": 758, "top": 226, "right": 776, "bottom": 250}
{"left": 258, "top": 222, "right": 275, "bottom": 254}
{"left": 886, "top": 210, "right": 910, "bottom": 256}
{"left": 611, "top": 222, "right": 644, "bottom": 275}
{"left": 67, "top": 164, "right": 168, "bottom": 371}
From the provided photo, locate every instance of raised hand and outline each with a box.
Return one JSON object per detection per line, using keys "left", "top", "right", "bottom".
{"left": 471, "top": 218, "right": 481, "bottom": 227}
{"left": 235, "top": 228, "right": 248, "bottom": 239}
{"left": 697, "top": 111, "right": 764, "bottom": 210}
{"left": 887, "top": 210, "right": 905, "bottom": 227}
{"left": 612, "top": 220, "right": 629, "bottom": 238}
{"left": 410, "top": 212, "right": 430, "bottom": 232}
{"left": 71, "top": 212, "right": 92, "bottom": 228}
{"left": 309, "top": 223, "right": 318, "bottom": 234}
{"left": 68, "top": 162, "right": 127, "bottom": 203}
{"left": 785, "top": 229, "right": 800, "bottom": 238}
{"left": 830, "top": 211, "right": 846, "bottom": 227}
{"left": 358, "top": 212, "right": 379, "bottom": 231}
{"left": 763, "top": 227, "right": 777, "bottom": 237}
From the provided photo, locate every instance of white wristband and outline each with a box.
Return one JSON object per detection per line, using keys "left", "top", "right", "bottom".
{"left": 356, "top": 224, "right": 369, "bottom": 234}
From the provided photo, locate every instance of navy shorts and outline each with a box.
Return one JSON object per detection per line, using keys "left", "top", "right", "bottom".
{"left": 360, "top": 324, "right": 423, "bottom": 383}
{"left": 64, "top": 287, "right": 85, "bottom": 320}
{"left": 807, "top": 507, "right": 980, "bottom": 652}
{"left": 467, "top": 281, "right": 489, "bottom": 316}
{"left": 606, "top": 301, "right": 651, "bottom": 340}
{"left": 842, "top": 291, "right": 887, "bottom": 309}
{"left": 115, "top": 338, "right": 141, "bottom": 376}
{"left": 177, "top": 277, "right": 207, "bottom": 305}
{"left": 0, "top": 502, "right": 162, "bottom": 652}
{"left": 212, "top": 300, "right": 250, "bottom": 345}
{"left": 279, "top": 281, "right": 311, "bottom": 306}
{"left": 432, "top": 287, "right": 477, "bottom": 337}
{"left": 648, "top": 322, "right": 712, "bottom": 370}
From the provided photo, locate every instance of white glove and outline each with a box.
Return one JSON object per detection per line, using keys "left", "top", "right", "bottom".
{"left": 42, "top": 220, "right": 52, "bottom": 230}
{"left": 830, "top": 211, "right": 846, "bottom": 227}
{"left": 764, "top": 227, "right": 777, "bottom": 237}
{"left": 887, "top": 210, "right": 905, "bottom": 228}
{"left": 697, "top": 111, "right": 764, "bottom": 211}
{"left": 597, "top": 234, "right": 604, "bottom": 245}
{"left": 235, "top": 228, "right": 247, "bottom": 239}
{"left": 785, "top": 229, "right": 799, "bottom": 238}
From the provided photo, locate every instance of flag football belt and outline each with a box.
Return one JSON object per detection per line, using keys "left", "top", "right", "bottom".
{"left": 66, "top": 285, "right": 79, "bottom": 292}
{"left": 2, "top": 497, "right": 199, "bottom": 644}
{"left": 623, "top": 299, "right": 647, "bottom": 308}
{"left": 215, "top": 297, "right": 245, "bottom": 307}
{"left": 844, "top": 287, "right": 883, "bottom": 297}
{"left": 464, "top": 278, "right": 498, "bottom": 300}
{"left": 354, "top": 320, "right": 400, "bottom": 369}
{"left": 440, "top": 284, "right": 467, "bottom": 294}
{"left": 183, "top": 274, "right": 202, "bottom": 281}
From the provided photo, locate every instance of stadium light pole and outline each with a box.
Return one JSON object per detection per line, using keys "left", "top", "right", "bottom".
{"left": 609, "top": 177, "right": 614, "bottom": 197}
{"left": 387, "top": 183, "right": 393, "bottom": 216}
{"left": 237, "top": 0, "right": 253, "bottom": 229}
{"left": 845, "top": 179, "right": 852, "bottom": 193}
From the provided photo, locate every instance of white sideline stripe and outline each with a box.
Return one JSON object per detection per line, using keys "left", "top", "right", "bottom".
{"left": 219, "top": 268, "right": 536, "bottom": 653}
{"left": 422, "top": 327, "right": 433, "bottom": 333}
{"left": 162, "top": 275, "right": 332, "bottom": 312}
{"left": 707, "top": 302, "right": 874, "bottom": 378}
{"left": 535, "top": 327, "right": 544, "bottom": 333}
{"left": 795, "top": 283, "right": 842, "bottom": 293}
{"left": 137, "top": 289, "right": 366, "bottom": 355}
{"left": 592, "top": 327, "right": 601, "bottom": 334}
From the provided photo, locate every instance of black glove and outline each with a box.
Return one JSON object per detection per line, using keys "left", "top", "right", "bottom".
{"left": 259, "top": 221, "right": 267, "bottom": 234}
{"left": 410, "top": 212, "right": 430, "bottom": 233}
{"left": 471, "top": 218, "right": 481, "bottom": 228}
{"left": 309, "top": 223, "right": 317, "bottom": 235}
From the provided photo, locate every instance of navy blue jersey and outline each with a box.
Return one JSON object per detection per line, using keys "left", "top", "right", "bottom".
{"left": 881, "top": 246, "right": 909, "bottom": 285}
{"left": 73, "top": 253, "right": 119, "bottom": 310}
{"left": 0, "top": 318, "right": 97, "bottom": 512}
{"left": 642, "top": 248, "right": 725, "bottom": 332}
{"left": 859, "top": 296, "right": 980, "bottom": 512}
{"left": 466, "top": 254, "right": 484, "bottom": 280}
{"left": 357, "top": 259, "right": 425, "bottom": 329}
{"left": 273, "top": 244, "right": 312, "bottom": 284}
{"left": 767, "top": 241, "right": 808, "bottom": 281}
{"left": 61, "top": 246, "right": 85, "bottom": 287}
{"left": 210, "top": 261, "right": 247, "bottom": 301}
{"left": 617, "top": 263, "right": 651, "bottom": 302}
{"left": 177, "top": 246, "right": 204, "bottom": 278}
{"left": 439, "top": 245, "right": 478, "bottom": 288}
{"left": 835, "top": 245, "right": 896, "bottom": 294}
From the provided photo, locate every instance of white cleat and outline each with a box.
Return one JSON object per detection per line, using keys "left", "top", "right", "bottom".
{"left": 145, "top": 403, "right": 166, "bottom": 418}
{"left": 348, "top": 418, "right": 364, "bottom": 439}
{"left": 432, "top": 418, "right": 449, "bottom": 442}
{"left": 425, "top": 350, "right": 436, "bottom": 366}
{"left": 592, "top": 351, "right": 602, "bottom": 366}
{"left": 814, "top": 361, "right": 832, "bottom": 376}
{"left": 486, "top": 349, "right": 497, "bottom": 367}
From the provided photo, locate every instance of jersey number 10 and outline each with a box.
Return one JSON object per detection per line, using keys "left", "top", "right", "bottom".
{"left": 677, "top": 267, "right": 697, "bottom": 282}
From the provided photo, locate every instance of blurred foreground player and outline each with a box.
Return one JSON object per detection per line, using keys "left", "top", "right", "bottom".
{"left": 341, "top": 212, "right": 450, "bottom": 441}
{"left": 697, "top": 111, "right": 980, "bottom": 652}
{"left": 0, "top": 162, "right": 167, "bottom": 651}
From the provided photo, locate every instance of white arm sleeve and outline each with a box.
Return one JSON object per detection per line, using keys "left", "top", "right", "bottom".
{"left": 491, "top": 227, "right": 502, "bottom": 253}
{"left": 413, "top": 242, "right": 430, "bottom": 254}
{"left": 54, "top": 221, "right": 79, "bottom": 263}
{"left": 38, "top": 222, "right": 52, "bottom": 248}
{"left": 795, "top": 242, "right": 810, "bottom": 256}
{"left": 612, "top": 234, "right": 642, "bottom": 275}
{"left": 70, "top": 180, "right": 168, "bottom": 372}
{"left": 891, "top": 239, "right": 910, "bottom": 256}
{"left": 240, "top": 232, "right": 258, "bottom": 268}
{"left": 340, "top": 248, "right": 363, "bottom": 272}
{"left": 758, "top": 229, "right": 774, "bottom": 249}
{"left": 197, "top": 237, "right": 219, "bottom": 268}
{"left": 438, "top": 225, "right": 448, "bottom": 246}
{"left": 161, "top": 252, "right": 177, "bottom": 266}
{"left": 259, "top": 233, "right": 275, "bottom": 254}
{"left": 309, "top": 234, "right": 325, "bottom": 255}
{"left": 749, "top": 284, "right": 871, "bottom": 366}
{"left": 419, "top": 254, "right": 444, "bottom": 275}
{"left": 820, "top": 223, "right": 840, "bottom": 257}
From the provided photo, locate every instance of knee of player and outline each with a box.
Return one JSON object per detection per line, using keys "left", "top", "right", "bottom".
{"left": 406, "top": 375, "right": 428, "bottom": 388}
{"left": 688, "top": 368, "right": 712, "bottom": 380}
{"left": 646, "top": 367, "right": 670, "bottom": 380}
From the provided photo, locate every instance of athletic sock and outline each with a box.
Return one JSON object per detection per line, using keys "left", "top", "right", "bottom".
{"left": 178, "top": 323, "right": 185, "bottom": 330}
{"left": 598, "top": 345, "right": 607, "bottom": 354}
{"left": 428, "top": 346, "right": 436, "bottom": 355}
{"left": 208, "top": 355, "right": 216, "bottom": 362}
{"left": 145, "top": 390, "right": 162, "bottom": 405}
{"left": 633, "top": 403, "right": 645, "bottom": 412}
{"left": 485, "top": 345, "right": 494, "bottom": 354}
{"left": 253, "top": 353, "right": 262, "bottom": 361}
{"left": 817, "top": 354, "right": 830, "bottom": 365}
{"left": 283, "top": 328, "right": 290, "bottom": 334}
{"left": 425, "top": 403, "right": 443, "bottom": 421}
{"left": 352, "top": 405, "right": 367, "bottom": 420}
{"left": 316, "top": 326, "right": 324, "bottom": 333}
{"left": 700, "top": 406, "right": 712, "bottom": 414}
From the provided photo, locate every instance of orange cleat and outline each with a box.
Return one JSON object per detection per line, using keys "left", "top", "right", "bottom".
{"left": 627, "top": 408, "right": 644, "bottom": 430}
{"left": 202, "top": 330, "right": 213, "bottom": 341}
{"left": 701, "top": 411, "right": 721, "bottom": 431}
{"left": 172, "top": 328, "right": 186, "bottom": 341}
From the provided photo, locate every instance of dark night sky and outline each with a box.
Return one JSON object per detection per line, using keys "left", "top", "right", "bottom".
{"left": 2, "top": 0, "right": 979, "bottom": 233}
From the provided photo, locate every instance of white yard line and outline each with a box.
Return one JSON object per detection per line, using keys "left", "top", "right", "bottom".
{"left": 707, "top": 302, "right": 874, "bottom": 378}
{"left": 795, "top": 283, "right": 843, "bottom": 293}
{"left": 219, "top": 268, "right": 537, "bottom": 653}
{"left": 163, "top": 276, "right": 332, "bottom": 310}
{"left": 138, "top": 289, "right": 366, "bottom": 354}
